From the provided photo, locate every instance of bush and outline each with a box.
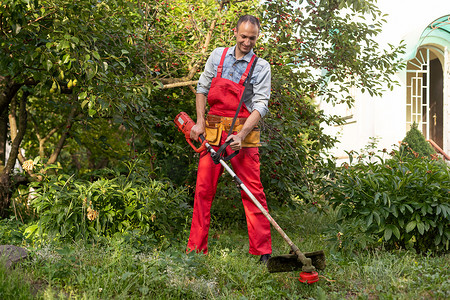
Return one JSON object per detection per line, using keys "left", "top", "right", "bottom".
{"left": 28, "top": 157, "right": 192, "bottom": 243}
{"left": 0, "top": 217, "right": 27, "bottom": 245}
{"left": 402, "top": 122, "right": 435, "bottom": 157}
{"left": 326, "top": 146, "right": 450, "bottom": 253}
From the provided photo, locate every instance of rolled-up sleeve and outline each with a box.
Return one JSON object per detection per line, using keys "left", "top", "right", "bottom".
{"left": 196, "top": 49, "right": 218, "bottom": 95}
{"left": 251, "top": 61, "right": 271, "bottom": 118}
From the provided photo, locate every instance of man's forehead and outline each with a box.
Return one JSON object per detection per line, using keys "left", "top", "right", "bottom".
{"left": 237, "top": 31, "right": 258, "bottom": 38}
{"left": 236, "top": 21, "right": 259, "bottom": 33}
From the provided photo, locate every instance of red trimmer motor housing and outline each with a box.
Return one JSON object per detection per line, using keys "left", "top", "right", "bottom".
{"left": 174, "top": 112, "right": 195, "bottom": 140}
{"left": 174, "top": 112, "right": 207, "bottom": 153}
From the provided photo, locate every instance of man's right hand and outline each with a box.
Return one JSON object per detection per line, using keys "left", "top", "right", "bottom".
{"left": 190, "top": 122, "right": 205, "bottom": 142}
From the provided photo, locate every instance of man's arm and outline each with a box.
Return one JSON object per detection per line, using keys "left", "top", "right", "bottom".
{"left": 226, "top": 110, "right": 261, "bottom": 150}
{"left": 250, "top": 60, "right": 271, "bottom": 118}
{"left": 190, "top": 48, "right": 221, "bottom": 141}
{"left": 189, "top": 93, "right": 207, "bottom": 141}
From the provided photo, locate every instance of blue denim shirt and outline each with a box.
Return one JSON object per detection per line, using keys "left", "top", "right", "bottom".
{"left": 197, "top": 46, "right": 271, "bottom": 118}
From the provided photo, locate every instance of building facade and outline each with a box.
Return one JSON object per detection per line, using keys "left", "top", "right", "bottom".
{"left": 321, "top": 11, "right": 450, "bottom": 161}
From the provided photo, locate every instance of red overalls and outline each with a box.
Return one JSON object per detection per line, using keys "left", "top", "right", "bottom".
{"left": 187, "top": 48, "right": 272, "bottom": 255}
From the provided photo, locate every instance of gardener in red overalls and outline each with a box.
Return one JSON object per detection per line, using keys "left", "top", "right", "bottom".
{"left": 188, "top": 15, "right": 272, "bottom": 263}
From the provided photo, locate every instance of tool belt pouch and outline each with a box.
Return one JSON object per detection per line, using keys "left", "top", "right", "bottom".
{"left": 205, "top": 116, "right": 261, "bottom": 147}
{"left": 241, "top": 127, "right": 261, "bottom": 147}
{"left": 205, "top": 123, "right": 221, "bottom": 146}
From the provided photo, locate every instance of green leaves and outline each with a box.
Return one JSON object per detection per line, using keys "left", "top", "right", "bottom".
{"left": 29, "top": 161, "right": 192, "bottom": 242}
{"left": 406, "top": 220, "right": 416, "bottom": 233}
{"left": 45, "top": 60, "right": 53, "bottom": 72}
{"left": 92, "top": 51, "right": 100, "bottom": 60}
{"left": 0, "top": 0, "right": 413, "bottom": 236}
{"left": 327, "top": 144, "right": 450, "bottom": 253}
{"left": 254, "top": 0, "right": 405, "bottom": 204}
{"left": 383, "top": 224, "right": 401, "bottom": 241}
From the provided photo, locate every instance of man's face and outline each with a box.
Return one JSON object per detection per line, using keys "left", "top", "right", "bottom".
{"left": 234, "top": 21, "right": 259, "bottom": 55}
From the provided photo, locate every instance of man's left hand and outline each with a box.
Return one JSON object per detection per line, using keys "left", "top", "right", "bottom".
{"left": 226, "top": 134, "right": 243, "bottom": 151}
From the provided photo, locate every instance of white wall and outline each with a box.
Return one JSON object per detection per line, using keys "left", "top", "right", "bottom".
{"left": 322, "top": 0, "right": 450, "bottom": 159}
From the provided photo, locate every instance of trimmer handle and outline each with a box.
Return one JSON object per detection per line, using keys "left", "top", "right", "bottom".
{"left": 174, "top": 112, "right": 239, "bottom": 161}
{"left": 174, "top": 112, "right": 207, "bottom": 153}
{"left": 187, "top": 135, "right": 207, "bottom": 153}
{"left": 211, "top": 138, "right": 239, "bottom": 164}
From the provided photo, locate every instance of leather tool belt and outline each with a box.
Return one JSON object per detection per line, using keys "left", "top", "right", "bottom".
{"left": 205, "top": 115, "right": 261, "bottom": 147}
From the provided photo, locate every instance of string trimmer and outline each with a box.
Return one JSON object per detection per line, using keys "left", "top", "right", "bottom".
{"left": 174, "top": 112, "right": 326, "bottom": 284}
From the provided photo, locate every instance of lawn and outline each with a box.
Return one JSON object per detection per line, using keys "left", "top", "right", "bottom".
{"left": 1, "top": 206, "right": 449, "bottom": 299}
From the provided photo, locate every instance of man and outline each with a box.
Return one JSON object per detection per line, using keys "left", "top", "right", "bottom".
{"left": 187, "top": 15, "right": 272, "bottom": 263}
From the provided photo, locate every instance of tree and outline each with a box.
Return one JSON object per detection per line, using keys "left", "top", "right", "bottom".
{"left": 252, "top": 0, "right": 405, "bottom": 203}
{"left": 0, "top": 0, "right": 148, "bottom": 215}
{"left": 141, "top": 0, "right": 405, "bottom": 204}
{"left": 0, "top": 0, "right": 258, "bottom": 216}
{"left": 0, "top": 0, "right": 404, "bottom": 217}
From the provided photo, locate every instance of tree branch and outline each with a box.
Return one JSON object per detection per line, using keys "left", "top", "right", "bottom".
{"left": 42, "top": 127, "right": 60, "bottom": 145}
{"left": 31, "top": 113, "right": 63, "bottom": 159}
{"left": 4, "top": 91, "right": 28, "bottom": 176}
{"left": 160, "top": 0, "right": 228, "bottom": 87}
{"left": 162, "top": 80, "right": 198, "bottom": 89}
{"left": 0, "top": 76, "right": 22, "bottom": 114}
{"left": 185, "top": 5, "right": 221, "bottom": 80}
{"left": 26, "top": 8, "right": 57, "bottom": 26}
{"left": 8, "top": 96, "right": 28, "bottom": 167}
{"left": 46, "top": 102, "right": 77, "bottom": 166}
{"left": 0, "top": 109, "right": 7, "bottom": 167}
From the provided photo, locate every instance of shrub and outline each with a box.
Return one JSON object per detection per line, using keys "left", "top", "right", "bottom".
{"left": 0, "top": 217, "right": 27, "bottom": 245}
{"left": 28, "top": 157, "right": 192, "bottom": 243}
{"left": 402, "top": 122, "right": 435, "bottom": 157}
{"left": 326, "top": 146, "right": 449, "bottom": 253}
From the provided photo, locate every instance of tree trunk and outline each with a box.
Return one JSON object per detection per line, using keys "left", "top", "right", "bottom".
{"left": 0, "top": 173, "right": 11, "bottom": 218}
{"left": 0, "top": 76, "right": 21, "bottom": 114}
{"left": 0, "top": 110, "right": 11, "bottom": 214}
{"left": 0, "top": 76, "right": 20, "bottom": 170}
{"left": 0, "top": 89, "right": 27, "bottom": 218}
{"left": 0, "top": 110, "right": 7, "bottom": 170}
{"left": 46, "top": 105, "right": 77, "bottom": 166}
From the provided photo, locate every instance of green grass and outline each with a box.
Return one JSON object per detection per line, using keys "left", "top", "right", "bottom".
{"left": 0, "top": 261, "right": 35, "bottom": 299}
{"left": 1, "top": 207, "right": 449, "bottom": 299}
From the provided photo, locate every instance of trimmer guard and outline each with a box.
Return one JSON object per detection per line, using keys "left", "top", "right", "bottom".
{"left": 267, "top": 250, "right": 326, "bottom": 273}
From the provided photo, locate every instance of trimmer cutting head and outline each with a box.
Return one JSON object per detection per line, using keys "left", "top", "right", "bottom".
{"left": 267, "top": 250, "right": 326, "bottom": 273}
{"left": 299, "top": 271, "right": 319, "bottom": 284}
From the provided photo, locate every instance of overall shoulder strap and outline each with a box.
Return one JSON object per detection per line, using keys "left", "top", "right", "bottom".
{"left": 216, "top": 47, "right": 229, "bottom": 78}
{"left": 215, "top": 55, "right": 259, "bottom": 157}
{"left": 226, "top": 56, "right": 259, "bottom": 137}
{"left": 238, "top": 54, "right": 257, "bottom": 85}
